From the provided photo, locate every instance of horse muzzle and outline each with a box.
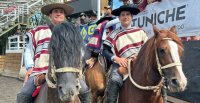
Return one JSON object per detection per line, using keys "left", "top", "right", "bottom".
{"left": 59, "top": 93, "right": 76, "bottom": 102}
{"left": 168, "top": 76, "right": 187, "bottom": 92}
{"left": 58, "top": 86, "right": 77, "bottom": 102}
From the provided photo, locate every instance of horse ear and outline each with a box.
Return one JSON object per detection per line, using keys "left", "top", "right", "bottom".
{"left": 153, "top": 25, "right": 160, "bottom": 38}
{"left": 170, "top": 26, "right": 177, "bottom": 34}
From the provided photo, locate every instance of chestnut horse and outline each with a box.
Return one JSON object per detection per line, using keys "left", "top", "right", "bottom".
{"left": 118, "top": 26, "right": 187, "bottom": 103}
{"left": 85, "top": 56, "right": 107, "bottom": 103}
{"left": 34, "top": 23, "right": 83, "bottom": 103}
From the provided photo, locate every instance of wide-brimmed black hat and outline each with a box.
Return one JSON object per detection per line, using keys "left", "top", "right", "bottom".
{"left": 112, "top": 5, "right": 140, "bottom": 16}
{"left": 89, "top": 10, "right": 97, "bottom": 17}
{"left": 96, "top": 16, "right": 113, "bottom": 25}
{"left": 41, "top": 3, "right": 74, "bottom": 16}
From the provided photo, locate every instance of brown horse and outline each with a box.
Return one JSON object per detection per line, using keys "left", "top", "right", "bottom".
{"left": 34, "top": 22, "right": 83, "bottom": 103}
{"left": 118, "top": 26, "right": 187, "bottom": 103}
{"left": 85, "top": 56, "right": 107, "bottom": 103}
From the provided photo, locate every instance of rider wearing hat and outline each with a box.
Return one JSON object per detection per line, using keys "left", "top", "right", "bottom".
{"left": 17, "top": 3, "right": 91, "bottom": 103}
{"left": 103, "top": 5, "right": 148, "bottom": 103}
{"left": 85, "top": 16, "right": 114, "bottom": 68}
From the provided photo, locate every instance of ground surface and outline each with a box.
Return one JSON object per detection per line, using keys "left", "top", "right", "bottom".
{"left": 0, "top": 75, "right": 23, "bottom": 103}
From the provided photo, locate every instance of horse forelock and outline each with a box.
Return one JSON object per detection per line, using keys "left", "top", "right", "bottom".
{"left": 49, "top": 22, "right": 83, "bottom": 69}
{"left": 157, "top": 30, "right": 182, "bottom": 46}
{"left": 157, "top": 30, "right": 184, "bottom": 57}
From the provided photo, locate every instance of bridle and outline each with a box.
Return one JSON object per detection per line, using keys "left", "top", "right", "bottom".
{"left": 128, "top": 37, "right": 182, "bottom": 91}
{"left": 155, "top": 38, "right": 182, "bottom": 77}
{"left": 46, "top": 64, "right": 82, "bottom": 89}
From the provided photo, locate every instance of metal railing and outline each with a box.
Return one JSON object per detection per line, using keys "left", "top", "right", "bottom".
{"left": 0, "top": 0, "right": 43, "bottom": 28}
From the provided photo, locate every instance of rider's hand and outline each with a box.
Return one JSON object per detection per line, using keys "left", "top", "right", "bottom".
{"left": 86, "top": 58, "right": 96, "bottom": 68}
{"left": 113, "top": 56, "right": 128, "bottom": 67}
{"left": 26, "top": 67, "right": 33, "bottom": 76}
{"left": 24, "top": 67, "right": 33, "bottom": 86}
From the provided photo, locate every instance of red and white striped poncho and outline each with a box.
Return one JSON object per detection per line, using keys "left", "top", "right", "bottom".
{"left": 30, "top": 25, "right": 52, "bottom": 73}
{"left": 104, "top": 27, "right": 148, "bottom": 58}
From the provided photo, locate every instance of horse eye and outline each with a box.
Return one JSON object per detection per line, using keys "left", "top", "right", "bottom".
{"left": 76, "top": 85, "right": 80, "bottom": 90}
{"left": 158, "top": 48, "right": 165, "bottom": 54}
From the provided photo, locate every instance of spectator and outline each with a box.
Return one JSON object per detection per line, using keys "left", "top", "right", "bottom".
{"left": 190, "top": 35, "right": 200, "bottom": 41}
{"left": 122, "top": 0, "right": 131, "bottom": 6}
{"left": 88, "top": 10, "right": 97, "bottom": 23}
{"left": 15, "top": 29, "right": 23, "bottom": 35}
{"left": 80, "top": 12, "right": 88, "bottom": 25}
{"left": 104, "top": 5, "right": 113, "bottom": 17}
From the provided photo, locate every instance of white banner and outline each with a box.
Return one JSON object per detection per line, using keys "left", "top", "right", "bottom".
{"left": 106, "top": 0, "right": 200, "bottom": 37}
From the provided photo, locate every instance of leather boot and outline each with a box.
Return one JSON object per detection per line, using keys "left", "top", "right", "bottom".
{"left": 17, "top": 93, "right": 33, "bottom": 103}
{"left": 79, "top": 91, "right": 91, "bottom": 103}
{"left": 106, "top": 80, "right": 120, "bottom": 103}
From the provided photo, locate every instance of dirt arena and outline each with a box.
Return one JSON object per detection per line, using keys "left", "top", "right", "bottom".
{"left": 0, "top": 75, "right": 23, "bottom": 103}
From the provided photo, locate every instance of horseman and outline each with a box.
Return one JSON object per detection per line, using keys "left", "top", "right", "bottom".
{"left": 102, "top": 5, "right": 148, "bottom": 103}
{"left": 85, "top": 16, "right": 114, "bottom": 69}
{"left": 17, "top": 3, "right": 90, "bottom": 103}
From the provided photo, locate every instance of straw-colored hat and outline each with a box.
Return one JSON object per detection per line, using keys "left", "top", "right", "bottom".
{"left": 41, "top": 3, "right": 74, "bottom": 16}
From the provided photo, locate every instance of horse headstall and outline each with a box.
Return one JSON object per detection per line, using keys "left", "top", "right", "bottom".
{"left": 127, "top": 37, "right": 182, "bottom": 91}
{"left": 155, "top": 38, "right": 182, "bottom": 77}
{"left": 46, "top": 67, "right": 82, "bottom": 88}
{"left": 127, "top": 59, "right": 164, "bottom": 91}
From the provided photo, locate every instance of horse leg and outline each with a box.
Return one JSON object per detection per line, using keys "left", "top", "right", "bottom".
{"left": 97, "top": 96, "right": 103, "bottom": 103}
{"left": 98, "top": 90, "right": 105, "bottom": 103}
{"left": 92, "top": 92, "right": 98, "bottom": 103}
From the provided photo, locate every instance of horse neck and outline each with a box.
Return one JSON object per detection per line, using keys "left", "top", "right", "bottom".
{"left": 132, "top": 38, "right": 161, "bottom": 86}
{"left": 131, "top": 58, "right": 162, "bottom": 93}
{"left": 125, "top": 38, "right": 163, "bottom": 102}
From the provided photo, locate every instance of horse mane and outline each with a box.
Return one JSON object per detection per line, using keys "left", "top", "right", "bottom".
{"left": 134, "top": 29, "right": 183, "bottom": 82}
{"left": 49, "top": 22, "right": 84, "bottom": 69}
{"left": 134, "top": 37, "right": 157, "bottom": 78}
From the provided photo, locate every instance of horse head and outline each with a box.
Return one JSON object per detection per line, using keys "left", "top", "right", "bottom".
{"left": 153, "top": 25, "right": 187, "bottom": 92}
{"left": 47, "top": 22, "right": 83, "bottom": 102}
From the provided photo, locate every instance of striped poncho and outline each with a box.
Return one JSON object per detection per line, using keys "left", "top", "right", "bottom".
{"left": 87, "top": 21, "right": 114, "bottom": 51}
{"left": 104, "top": 26, "right": 148, "bottom": 58}
{"left": 30, "top": 25, "right": 52, "bottom": 73}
